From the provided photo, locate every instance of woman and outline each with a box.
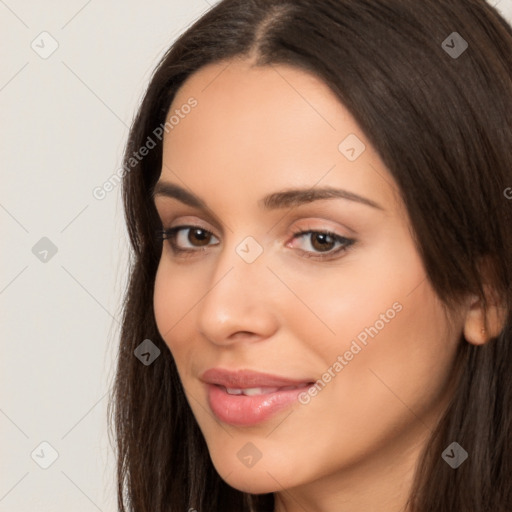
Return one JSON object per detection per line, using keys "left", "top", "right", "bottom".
{"left": 108, "top": 0, "right": 512, "bottom": 510}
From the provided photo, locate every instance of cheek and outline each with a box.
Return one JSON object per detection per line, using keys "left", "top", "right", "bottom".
{"left": 274, "top": 234, "right": 423, "bottom": 365}
{"left": 153, "top": 259, "right": 198, "bottom": 356}
{"left": 266, "top": 266, "right": 457, "bottom": 482}
{"left": 283, "top": 233, "right": 458, "bottom": 414}
{"left": 312, "top": 263, "right": 456, "bottom": 427}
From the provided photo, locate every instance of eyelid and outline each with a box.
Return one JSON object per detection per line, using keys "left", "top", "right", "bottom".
{"left": 153, "top": 196, "right": 227, "bottom": 235}
{"left": 159, "top": 214, "right": 219, "bottom": 236}
{"left": 288, "top": 219, "right": 353, "bottom": 239}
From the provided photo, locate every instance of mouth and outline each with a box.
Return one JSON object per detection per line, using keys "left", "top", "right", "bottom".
{"left": 223, "top": 385, "right": 305, "bottom": 396}
{"left": 201, "top": 369, "right": 314, "bottom": 426}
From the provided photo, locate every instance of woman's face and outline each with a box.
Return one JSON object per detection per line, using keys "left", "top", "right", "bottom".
{"left": 153, "top": 58, "right": 462, "bottom": 504}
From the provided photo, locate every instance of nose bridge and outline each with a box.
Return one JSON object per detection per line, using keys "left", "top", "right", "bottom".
{"left": 210, "top": 232, "right": 268, "bottom": 297}
{"left": 196, "top": 233, "right": 277, "bottom": 343}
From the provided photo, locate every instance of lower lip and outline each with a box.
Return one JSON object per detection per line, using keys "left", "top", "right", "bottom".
{"left": 206, "top": 383, "right": 312, "bottom": 426}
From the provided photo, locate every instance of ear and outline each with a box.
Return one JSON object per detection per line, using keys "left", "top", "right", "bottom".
{"left": 463, "top": 283, "right": 507, "bottom": 346}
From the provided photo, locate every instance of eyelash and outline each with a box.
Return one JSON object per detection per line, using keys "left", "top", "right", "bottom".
{"left": 155, "top": 225, "right": 356, "bottom": 261}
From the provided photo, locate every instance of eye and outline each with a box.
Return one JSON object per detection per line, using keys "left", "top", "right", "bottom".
{"left": 288, "top": 229, "right": 355, "bottom": 260}
{"left": 155, "top": 225, "right": 355, "bottom": 261}
{"left": 156, "top": 225, "right": 219, "bottom": 254}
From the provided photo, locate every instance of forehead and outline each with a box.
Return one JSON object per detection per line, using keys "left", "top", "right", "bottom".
{"left": 160, "top": 58, "right": 401, "bottom": 217}
{"left": 169, "top": 58, "right": 354, "bottom": 146}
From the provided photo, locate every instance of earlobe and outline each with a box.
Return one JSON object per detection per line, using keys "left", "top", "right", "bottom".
{"left": 463, "top": 295, "right": 488, "bottom": 345}
{"left": 462, "top": 289, "right": 508, "bottom": 346}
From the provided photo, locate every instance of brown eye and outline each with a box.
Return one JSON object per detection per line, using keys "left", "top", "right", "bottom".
{"left": 157, "top": 225, "right": 220, "bottom": 254}
{"left": 310, "top": 232, "right": 336, "bottom": 252}
{"left": 289, "top": 229, "right": 355, "bottom": 260}
{"left": 188, "top": 228, "right": 212, "bottom": 246}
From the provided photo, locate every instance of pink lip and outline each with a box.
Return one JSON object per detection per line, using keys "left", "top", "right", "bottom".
{"left": 201, "top": 368, "right": 313, "bottom": 426}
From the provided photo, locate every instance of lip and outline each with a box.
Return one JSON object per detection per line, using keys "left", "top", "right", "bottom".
{"left": 201, "top": 368, "right": 314, "bottom": 426}
{"left": 201, "top": 368, "right": 313, "bottom": 388}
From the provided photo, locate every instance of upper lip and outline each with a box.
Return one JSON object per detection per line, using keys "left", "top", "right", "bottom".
{"left": 200, "top": 368, "right": 313, "bottom": 388}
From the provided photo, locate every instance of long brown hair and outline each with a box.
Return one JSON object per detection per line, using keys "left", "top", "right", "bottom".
{"left": 108, "top": 1, "right": 512, "bottom": 510}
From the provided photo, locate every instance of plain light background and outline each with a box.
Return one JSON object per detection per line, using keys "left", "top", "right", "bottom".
{"left": 1, "top": 1, "right": 219, "bottom": 511}
{"left": 1, "top": 0, "right": 511, "bottom": 510}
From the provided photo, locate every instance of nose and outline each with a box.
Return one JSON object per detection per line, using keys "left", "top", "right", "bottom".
{"left": 196, "top": 241, "right": 279, "bottom": 346}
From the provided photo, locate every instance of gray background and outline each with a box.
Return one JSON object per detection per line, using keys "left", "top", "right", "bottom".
{"left": 1, "top": 0, "right": 511, "bottom": 510}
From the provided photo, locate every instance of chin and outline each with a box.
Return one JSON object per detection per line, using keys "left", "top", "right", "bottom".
{"left": 219, "top": 470, "right": 282, "bottom": 495}
{"left": 206, "top": 443, "right": 306, "bottom": 494}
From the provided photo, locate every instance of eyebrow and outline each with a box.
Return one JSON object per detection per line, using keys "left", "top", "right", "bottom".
{"left": 151, "top": 181, "right": 384, "bottom": 211}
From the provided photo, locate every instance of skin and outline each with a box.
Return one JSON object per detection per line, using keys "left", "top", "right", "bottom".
{"left": 152, "top": 58, "right": 495, "bottom": 512}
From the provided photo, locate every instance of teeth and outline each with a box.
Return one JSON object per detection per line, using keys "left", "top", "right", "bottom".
{"left": 225, "top": 388, "right": 243, "bottom": 395}
{"left": 224, "top": 386, "right": 296, "bottom": 396}
{"left": 243, "top": 387, "right": 280, "bottom": 396}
